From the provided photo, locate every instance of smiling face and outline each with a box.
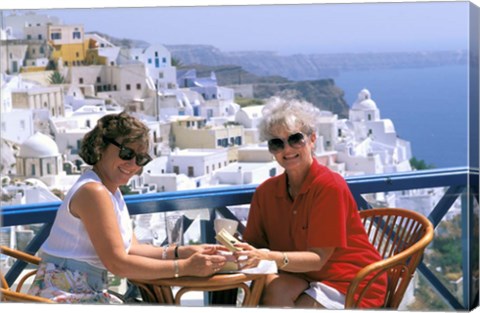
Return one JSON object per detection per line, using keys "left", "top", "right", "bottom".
{"left": 269, "top": 125, "right": 316, "bottom": 174}
{"left": 94, "top": 138, "right": 148, "bottom": 193}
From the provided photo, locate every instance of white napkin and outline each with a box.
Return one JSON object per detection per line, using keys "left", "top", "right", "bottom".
{"left": 239, "top": 259, "right": 278, "bottom": 274}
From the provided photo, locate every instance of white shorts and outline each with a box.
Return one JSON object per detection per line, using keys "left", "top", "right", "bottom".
{"left": 304, "top": 281, "right": 345, "bottom": 309}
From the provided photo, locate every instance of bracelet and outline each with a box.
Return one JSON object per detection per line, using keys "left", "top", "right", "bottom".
{"left": 174, "top": 245, "right": 180, "bottom": 259}
{"left": 161, "top": 246, "right": 168, "bottom": 260}
{"left": 173, "top": 260, "right": 179, "bottom": 278}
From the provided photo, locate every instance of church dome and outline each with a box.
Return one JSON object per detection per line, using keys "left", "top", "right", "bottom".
{"left": 19, "top": 132, "right": 60, "bottom": 158}
{"left": 352, "top": 89, "right": 378, "bottom": 110}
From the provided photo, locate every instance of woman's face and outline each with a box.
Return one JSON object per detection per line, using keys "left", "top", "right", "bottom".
{"left": 95, "top": 138, "right": 148, "bottom": 192}
{"left": 268, "top": 127, "right": 316, "bottom": 172}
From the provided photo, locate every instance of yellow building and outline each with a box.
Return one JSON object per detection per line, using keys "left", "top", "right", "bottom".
{"left": 48, "top": 24, "right": 88, "bottom": 67}
{"left": 170, "top": 116, "right": 245, "bottom": 162}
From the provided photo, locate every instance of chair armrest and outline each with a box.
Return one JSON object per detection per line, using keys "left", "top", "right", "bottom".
{"left": 0, "top": 246, "right": 41, "bottom": 265}
{"left": 345, "top": 240, "right": 430, "bottom": 308}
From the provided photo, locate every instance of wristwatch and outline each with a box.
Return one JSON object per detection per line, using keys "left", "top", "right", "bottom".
{"left": 281, "top": 252, "right": 289, "bottom": 269}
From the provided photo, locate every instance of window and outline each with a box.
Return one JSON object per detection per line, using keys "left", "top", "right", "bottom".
{"left": 155, "top": 51, "right": 158, "bottom": 57}
{"left": 173, "top": 166, "right": 179, "bottom": 175}
{"left": 368, "top": 114, "right": 372, "bottom": 121}
{"left": 126, "top": 84, "right": 131, "bottom": 90}
{"left": 27, "top": 35, "right": 32, "bottom": 40}
{"left": 39, "top": 46, "right": 44, "bottom": 53}
{"left": 73, "top": 31, "right": 81, "bottom": 39}
{"left": 136, "top": 83, "right": 141, "bottom": 90}
{"left": 162, "top": 57, "right": 166, "bottom": 63}
{"left": 51, "top": 32, "right": 61, "bottom": 40}
{"left": 148, "top": 58, "right": 152, "bottom": 64}
{"left": 79, "top": 78, "right": 84, "bottom": 84}
{"left": 188, "top": 166, "right": 194, "bottom": 177}
{"left": 47, "top": 163, "right": 51, "bottom": 175}
{"left": 38, "top": 34, "right": 42, "bottom": 40}
{"left": 96, "top": 77, "right": 101, "bottom": 83}
{"left": 76, "top": 52, "right": 80, "bottom": 58}
{"left": 159, "top": 72, "right": 164, "bottom": 79}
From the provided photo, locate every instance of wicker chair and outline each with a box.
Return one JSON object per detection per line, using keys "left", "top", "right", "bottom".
{"left": 0, "top": 245, "right": 53, "bottom": 303}
{"left": 344, "top": 207, "right": 434, "bottom": 308}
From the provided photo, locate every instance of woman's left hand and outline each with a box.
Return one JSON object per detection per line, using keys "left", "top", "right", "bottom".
{"left": 232, "top": 242, "right": 269, "bottom": 269}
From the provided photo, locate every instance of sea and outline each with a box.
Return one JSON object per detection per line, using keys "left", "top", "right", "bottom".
{"left": 333, "top": 64, "right": 469, "bottom": 169}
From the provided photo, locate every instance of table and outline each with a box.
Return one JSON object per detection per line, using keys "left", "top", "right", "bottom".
{"left": 130, "top": 273, "right": 267, "bottom": 307}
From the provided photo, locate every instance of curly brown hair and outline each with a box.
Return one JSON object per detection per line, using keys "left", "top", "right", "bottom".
{"left": 79, "top": 111, "right": 150, "bottom": 165}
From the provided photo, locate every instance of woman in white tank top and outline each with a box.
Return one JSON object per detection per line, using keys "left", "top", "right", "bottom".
{"left": 28, "top": 112, "right": 227, "bottom": 303}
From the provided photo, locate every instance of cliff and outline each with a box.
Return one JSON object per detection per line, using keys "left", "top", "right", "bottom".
{"left": 167, "top": 44, "right": 468, "bottom": 81}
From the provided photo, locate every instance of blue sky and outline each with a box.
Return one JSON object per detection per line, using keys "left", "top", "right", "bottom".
{"left": 1, "top": 1, "right": 474, "bottom": 55}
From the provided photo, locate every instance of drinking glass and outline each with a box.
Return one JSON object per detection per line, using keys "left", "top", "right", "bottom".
{"left": 165, "top": 212, "right": 184, "bottom": 245}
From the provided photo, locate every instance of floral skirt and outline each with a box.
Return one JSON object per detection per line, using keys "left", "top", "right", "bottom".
{"left": 28, "top": 261, "right": 123, "bottom": 304}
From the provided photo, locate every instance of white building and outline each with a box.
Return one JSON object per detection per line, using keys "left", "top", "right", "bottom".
{"left": 168, "top": 148, "right": 229, "bottom": 177}
{"left": 16, "top": 132, "right": 63, "bottom": 179}
{"left": 141, "top": 44, "right": 177, "bottom": 90}
{"left": 335, "top": 89, "right": 412, "bottom": 175}
{"left": 235, "top": 105, "right": 264, "bottom": 144}
{"left": 4, "top": 12, "right": 61, "bottom": 40}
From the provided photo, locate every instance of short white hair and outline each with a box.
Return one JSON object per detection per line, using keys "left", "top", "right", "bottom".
{"left": 259, "top": 97, "right": 321, "bottom": 141}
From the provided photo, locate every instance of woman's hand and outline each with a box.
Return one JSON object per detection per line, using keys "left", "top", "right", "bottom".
{"left": 232, "top": 242, "right": 269, "bottom": 269}
{"left": 183, "top": 252, "right": 227, "bottom": 277}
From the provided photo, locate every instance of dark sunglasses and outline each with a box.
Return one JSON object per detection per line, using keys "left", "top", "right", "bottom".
{"left": 267, "top": 132, "right": 308, "bottom": 153}
{"left": 103, "top": 136, "right": 152, "bottom": 166}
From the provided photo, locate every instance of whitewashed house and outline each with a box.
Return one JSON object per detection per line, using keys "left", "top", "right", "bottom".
{"left": 235, "top": 105, "right": 264, "bottom": 144}
{"left": 335, "top": 89, "right": 412, "bottom": 175}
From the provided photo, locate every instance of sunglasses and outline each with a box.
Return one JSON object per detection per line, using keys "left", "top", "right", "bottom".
{"left": 267, "top": 132, "right": 308, "bottom": 153}
{"left": 103, "top": 136, "right": 152, "bottom": 166}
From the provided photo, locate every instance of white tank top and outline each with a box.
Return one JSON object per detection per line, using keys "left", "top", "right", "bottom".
{"left": 41, "top": 169, "right": 133, "bottom": 269}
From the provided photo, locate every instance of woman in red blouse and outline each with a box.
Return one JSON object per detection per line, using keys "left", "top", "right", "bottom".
{"left": 235, "top": 97, "right": 387, "bottom": 308}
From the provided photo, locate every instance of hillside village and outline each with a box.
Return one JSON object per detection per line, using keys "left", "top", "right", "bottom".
{"left": 1, "top": 12, "right": 450, "bottom": 242}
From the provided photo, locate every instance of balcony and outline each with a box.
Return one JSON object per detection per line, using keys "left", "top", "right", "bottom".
{"left": 1, "top": 166, "right": 478, "bottom": 310}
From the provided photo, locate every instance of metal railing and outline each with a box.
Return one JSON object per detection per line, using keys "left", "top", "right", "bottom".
{"left": 1, "top": 166, "right": 478, "bottom": 309}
